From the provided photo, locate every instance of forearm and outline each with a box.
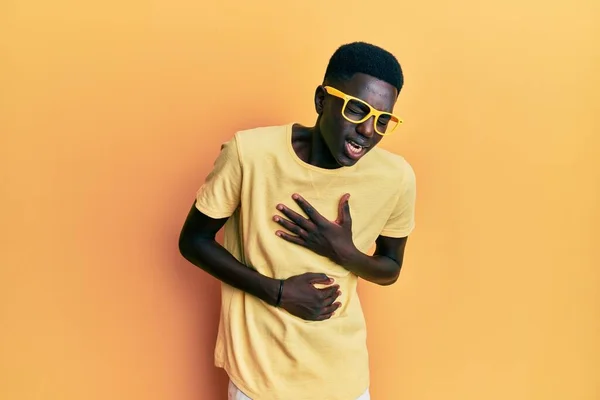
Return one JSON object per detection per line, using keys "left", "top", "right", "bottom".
{"left": 339, "top": 248, "right": 401, "bottom": 286}
{"left": 180, "top": 238, "right": 280, "bottom": 305}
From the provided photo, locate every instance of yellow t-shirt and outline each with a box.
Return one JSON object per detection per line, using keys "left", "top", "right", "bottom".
{"left": 195, "top": 123, "right": 416, "bottom": 400}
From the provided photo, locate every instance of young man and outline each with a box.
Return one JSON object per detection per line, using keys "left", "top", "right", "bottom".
{"left": 178, "top": 41, "right": 416, "bottom": 400}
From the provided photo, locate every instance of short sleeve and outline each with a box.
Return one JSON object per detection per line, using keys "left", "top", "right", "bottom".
{"left": 195, "top": 136, "right": 243, "bottom": 219}
{"left": 379, "top": 163, "right": 416, "bottom": 238}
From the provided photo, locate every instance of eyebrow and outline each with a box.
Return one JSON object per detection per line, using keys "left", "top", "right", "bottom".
{"left": 352, "top": 100, "right": 371, "bottom": 112}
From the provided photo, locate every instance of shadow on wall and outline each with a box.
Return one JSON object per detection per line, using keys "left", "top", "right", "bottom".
{"left": 162, "top": 182, "right": 230, "bottom": 398}
{"left": 160, "top": 118, "right": 293, "bottom": 398}
{"left": 172, "top": 254, "right": 229, "bottom": 399}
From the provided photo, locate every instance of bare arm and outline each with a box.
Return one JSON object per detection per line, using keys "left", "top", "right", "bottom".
{"left": 178, "top": 204, "right": 280, "bottom": 306}
{"left": 338, "top": 235, "right": 408, "bottom": 286}
{"left": 178, "top": 203, "right": 342, "bottom": 320}
{"left": 273, "top": 193, "right": 409, "bottom": 286}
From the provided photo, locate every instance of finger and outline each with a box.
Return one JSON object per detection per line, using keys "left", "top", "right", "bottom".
{"left": 314, "top": 312, "right": 334, "bottom": 321}
{"left": 276, "top": 203, "right": 314, "bottom": 231}
{"left": 304, "top": 273, "right": 333, "bottom": 284}
{"left": 322, "top": 290, "right": 341, "bottom": 306}
{"left": 273, "top": 215, "right": 308, "bottom": 238}
{"left": 336, "top": 193, "right": 351, "bottom": 225}
{"left": 291, "top": 193, "right": 329, "bottom": 226}
{"left": 275, "top": 231, "right": 305, "bottom": 246}
{"left": 343, "top": 195, "right": 352, "bottom": 226}
{"left": 315, "top": 302, "right": 342, "bottom": 320}
{"left": 318, "top": 285, "right": 340, "bottom": 299}
{"left": 323, "top": 301, "right": 342, "bottom": 314}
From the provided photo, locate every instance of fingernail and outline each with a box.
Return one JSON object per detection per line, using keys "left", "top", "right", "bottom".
{"left": 292, "top": 194, "right": 299, "bottom": 199}
{"left": 276, "top": 204, "right": 283, "bottom": 210}
{"left": 273, "top": 216, "right": 279, "bottom": 222}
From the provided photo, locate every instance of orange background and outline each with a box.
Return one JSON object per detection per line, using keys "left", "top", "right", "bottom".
{"left": 2, "top": 0, "right": 599, "bottom": 399}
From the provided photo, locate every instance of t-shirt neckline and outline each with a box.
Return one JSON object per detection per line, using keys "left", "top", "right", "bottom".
{"left": 285, "top": 122, "right": 358, "bottom": 175}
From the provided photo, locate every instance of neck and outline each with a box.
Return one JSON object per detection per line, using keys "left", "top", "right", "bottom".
{"left": 292, "top": 123, "right": 341, "bottom": 170}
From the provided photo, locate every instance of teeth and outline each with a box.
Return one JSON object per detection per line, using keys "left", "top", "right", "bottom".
{"left": 348, "top": 141, "right": 363, "bottom": 154}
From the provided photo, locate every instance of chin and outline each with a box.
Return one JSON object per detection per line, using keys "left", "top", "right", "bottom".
{"left": 336, "top": 153, "right": 360, "bottom": 167}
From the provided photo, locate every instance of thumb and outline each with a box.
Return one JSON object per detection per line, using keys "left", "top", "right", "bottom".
{"left": 336, "top": 193, "right": 351, "bottom": 225}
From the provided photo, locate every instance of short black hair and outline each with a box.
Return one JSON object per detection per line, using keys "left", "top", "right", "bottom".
{"left": 323, "top": 41, "right": 404, "bottom": 93}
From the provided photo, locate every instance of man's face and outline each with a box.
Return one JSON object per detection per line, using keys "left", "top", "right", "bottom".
{"left": 317, "top": 73, "right": 398, "bottom": 167}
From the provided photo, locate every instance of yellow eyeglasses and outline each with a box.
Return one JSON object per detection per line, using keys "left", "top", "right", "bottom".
{"left": 324, "top": 86, "right": 403, "bottom": 136}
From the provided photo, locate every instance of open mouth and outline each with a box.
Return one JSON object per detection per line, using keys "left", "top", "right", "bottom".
{"left": 344, "top": 139, "right": 367, "bottom": 160}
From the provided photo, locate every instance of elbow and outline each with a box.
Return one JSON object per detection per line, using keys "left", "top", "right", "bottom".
{"left": 178, "top": 229, "right": 214, "bottom": 262}
{"left": 178, "top": 230, "right": 197, "bottom": 261}
{"left": 380, "top": 265, "right": 401, "bottom": 286}
{"left": 178, "top": 235, "right": 191, "bottom": 261}
{"left": 380, "top": 276, "right": 399, "bottom": 286}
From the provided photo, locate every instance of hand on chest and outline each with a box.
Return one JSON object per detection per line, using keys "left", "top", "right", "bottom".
{"left": 270, "top": 188, "right": 394, "bottom": 251}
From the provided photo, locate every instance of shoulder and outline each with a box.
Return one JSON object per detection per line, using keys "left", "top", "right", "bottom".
{"left": 223, "top": 124, "right": 287, "bottom": 164}
{"left": 366, "top": 147, "right": 416, "bottom": 189}
{"left": 233, "top": 124, "right": 287, "bottom": 148}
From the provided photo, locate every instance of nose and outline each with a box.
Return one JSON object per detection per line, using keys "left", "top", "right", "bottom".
{"left": 356, "top": 116, "right": 375, "bottom": 138}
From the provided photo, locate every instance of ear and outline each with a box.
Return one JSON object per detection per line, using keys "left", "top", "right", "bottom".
{"left": 314, "top": 85, "right": 326, "bottom": 115}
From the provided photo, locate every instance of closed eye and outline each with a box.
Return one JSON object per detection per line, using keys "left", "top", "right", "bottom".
{"left": 377, "top": 115, "right": 391, "bottom": 126}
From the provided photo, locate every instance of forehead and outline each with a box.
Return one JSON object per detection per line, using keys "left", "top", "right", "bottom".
{"left": 340, "top": 73, "right": 398, "bottom": 112}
